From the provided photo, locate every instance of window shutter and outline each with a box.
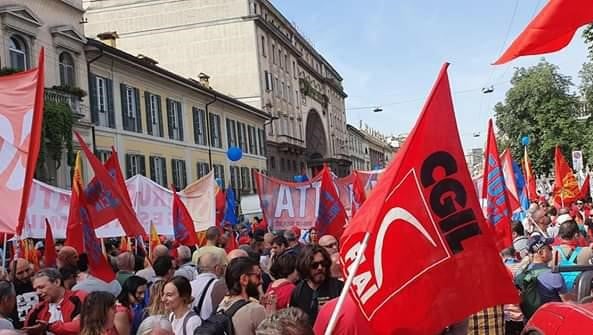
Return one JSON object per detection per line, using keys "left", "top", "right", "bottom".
{"left": 172, "top": 160, "right": 178, "bottom": 190}
{"left": 166, "top": 98, "right": 173, "bottom": 139}
{"left": 145, "top": 92, "right": 153, "bottom": 135}
{"left": 177, "top": 102, "right": 184, "bottom": 141}
{"left": 90, "top": 74, "right": 98, "bottom": 123}
{"left": 181, "top": 161, "right": 187, "bottom": 188}
{"left": 156, "top": 96, "right": 164, "bottom": 137}
{"left": 125, "top": 154, "right": 132, "bottom": 178}
{"left": 139, "top": 155, "right": 146, "bottom": 176}
{"left": 134, "top": 88, "right": 142, "bottom": 133}
{"left": 120, "top": 84, "right": 129, "bottom": 131}
{"left": 106, "top": 79, "right": 115, "bottom": 128}
{"left": 161, "top": 158, "right": 168, "bottom": 187}
{"left": 192, "top": 107, "right": 200, "bottom": 144}
{"left": 149, "top": 156, "right": 155, "bottom": 181}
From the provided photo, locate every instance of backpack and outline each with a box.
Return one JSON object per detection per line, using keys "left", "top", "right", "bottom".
{"left": 515, "top": 265, "right": 549, "bottom": 320}
{"left": 170, "top": 310, "right": 200, "bottom": 335}
{"left": 193, "top": 299, "right": 249, "bottom": 335}
{"left": 557, "top": 246, "right": 582, "bottom": 289}
{"left": 193, "top": 278, "right": 217, "bottom": 318}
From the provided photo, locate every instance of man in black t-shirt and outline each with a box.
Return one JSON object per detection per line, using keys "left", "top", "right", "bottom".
{"left": 289, "top": 244, "right": 343, "bottom": 324}
{"left": 9, "top": 258, "right": 37, "bottom": 329}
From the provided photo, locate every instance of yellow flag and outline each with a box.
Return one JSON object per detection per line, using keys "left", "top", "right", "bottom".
{"left": 149, "top": 222, "right": 160, "bottom": 259}
{"left": 73, "top": 151, "right": 83, "bottom": 192}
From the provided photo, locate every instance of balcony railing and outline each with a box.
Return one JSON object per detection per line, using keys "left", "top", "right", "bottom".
{"left": 45, "top": 88, "right": 84, "bottom": 119}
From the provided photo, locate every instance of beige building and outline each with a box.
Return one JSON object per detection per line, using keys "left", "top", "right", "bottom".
{"left": 347, "top": 123, "right": 396, "bottom": 170}
{"left": 347, "top": 124, "right": 370, "bottom": 171}
{"left": 86, "top": 37, "right": 268, "bottom": 195}
{"left": 0, "top": 0, "right": 91, "bottom": 187}
{"left": 83, "top": 0, "right": 350, "bottom": 179}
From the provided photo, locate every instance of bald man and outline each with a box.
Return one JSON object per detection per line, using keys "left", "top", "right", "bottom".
{"left": 527, "top": 208, "right": 551, "bottom": 237}
{"left": 227, "top": 249, "right": 248, "bottom": 262}
{"left": 191, "top": 253, "right": 227, "bottom": 319}
{"left": 57, "top": 246, "right": 79, "bottom": 269}
{"left": 136, "top": 245, "right": 169, "bottom": 283}
{"left": 318, "top": 235, "right": 339, "bottom": 255}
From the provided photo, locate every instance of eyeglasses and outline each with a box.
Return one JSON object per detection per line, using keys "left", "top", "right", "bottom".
{"left": 310, "top": 261, "right": 330, "bottom": 269}
{"left": 321, "top": 242, "right": 338, "bottom": 249}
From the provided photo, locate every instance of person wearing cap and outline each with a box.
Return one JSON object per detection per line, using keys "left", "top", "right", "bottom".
{"left": 524, "top": 235, "right": 573, "bottom": 304}
{"left": 283, "top": 230, "right": 302, "bottom": 256}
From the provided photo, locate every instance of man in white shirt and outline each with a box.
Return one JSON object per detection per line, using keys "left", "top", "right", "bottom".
{"left": 190, "top": 252, "right": 227, "bottom": 320}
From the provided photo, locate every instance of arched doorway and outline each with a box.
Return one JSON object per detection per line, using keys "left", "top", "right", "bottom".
{"left": 305, "top": 109, "right": 328, "bottom": 175}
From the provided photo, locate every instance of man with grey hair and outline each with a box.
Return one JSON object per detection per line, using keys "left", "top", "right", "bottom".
{"left": 137, "top": 244, "right": 169, "bottom": 283}
{"left": 256, "top": 307, "right": 313, "bottom": 335}
{"left": 116, "top": 251, "right": 135, "bottom": 286}
{"left": 0, "top": 281, "right": 15, "bottom": 329}
{"left": 174, "top": 245, "right": 198, "bottom": 281}
{"left": 190, "top": 252, "right": 227, "bottom": 320}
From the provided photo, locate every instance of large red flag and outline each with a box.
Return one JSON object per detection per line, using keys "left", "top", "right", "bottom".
{"left": 0, "top": 50, "right": 44, "bottom": 234}
{"left": 172, "top": 189, "right": 198, "bottom": 246}
{"left": 523, "top": 148, "right": 537, "bottom": 201}
{"left": 65, "top": 152, "right": 83, "bottom": 250}
{"left": 482, "top": 119, "right": 513, "bottom": 250}
{"left": 104, "top": 147, "right": 132, "bottom": 207}
{"left": 338, "top": 64, "right": 518, "bottom": 335}
{"left": 44, "top": 219, "right": 57, "bottom": 268}
{"left": 78, "top": 180, "right": 116, "bottom": 282}
{"left": 579, "top": 174, "right": 590, "bottom": 200}
{"left": 351, "top": 171, "right": 367, "bottom": 218}
{"left": 553, "top": 146, "right": 580, "bottom": 206}
{"left": 494, "top": 0, "right": 593, "bottom": 64}
{"left": 317, "top": 166, "right": 348, "bottom": 238}
{"left": 74, "top": 132, "right": 147, "bottom": 238}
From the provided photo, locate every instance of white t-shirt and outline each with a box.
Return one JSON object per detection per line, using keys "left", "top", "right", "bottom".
{"left": 170, "top": 310, "right": 202, "bottom": 335}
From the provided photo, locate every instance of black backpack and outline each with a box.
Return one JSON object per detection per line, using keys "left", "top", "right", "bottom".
{"left": 193, "top": 299, "right": 249, "bottom": 335}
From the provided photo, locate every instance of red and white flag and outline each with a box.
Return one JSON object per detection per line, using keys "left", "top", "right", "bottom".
{"left": 339, "top": 64, "right": 518, "bottom": 334}
{"left": 0, "top": 50, "right": 45, "bottom": 234}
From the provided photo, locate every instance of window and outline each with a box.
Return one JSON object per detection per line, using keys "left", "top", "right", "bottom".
{"left": 275, "top": 78, "right": 280, "bottom": 97}
{"left": 91, "top": 74, "right": 114, "bottom": 128}
{"left": 272, "top": 44, "right": 276, "bottom": 64}
{"left": 213, "top": 164, "right": 225, "bottom": 187}
{"left": 226, "top": 119, "right": 237, "bottom": 148}
{"left": 248, "top": 126, "right": 257, "bottom": 154}
{"left": 278, "top": 50, "right": 282, "bottom": 69}
{"left": 171, "top": 159, "right": 187, "bottom": 190}
{"left": 95, "top": 149, "right": 111, "bottom": 163}
{"left": 261, "top": 36, "right": 266, "bottom": 57}
{"left": 288, "top": 85, "right": 293, "bottom": 104}
{"left": 241, "top": 167, "right": 251, "bottom": 193}
{"left": 197, "top": 161, "right": 210, "bottom": 178}
{"left": 145, "top": 92, "right": 163, "bottom": 137}
{"left": 285, "top": 55, "right": 289, "bottom": 73}
{"left": 238, "top": 122, "right": 248, "bottom": 152}
{"left": 280, "top": 82, "right": 285, "bottom": 99}
{"left": 167, "top": 99, "right": 183, "bottom": 141}
{"left": 210, "top": 113, "right": 222, "bottom": 148}
{"left": 293, "top": 61, "right": 297, "bottom": 79}
{"left": 251, "top": 168, "right": 259, "bottom": 193}
{"left": 292, "top": 160, "right": 297, "bottom": 172}
{"left": 121, "top": 84, "right": 142, "bottom": 132}
{"left": 9, "top": 35, "right": 27, "bottom": 70}
{"left": 230, "top": 166, "right": 240, "bottom": 197}
{"left": 150, "top": 156, "right": 167, "bottom": 187}
{"left": 270, "top": 156, "right": 276, "bottom": 169}
{"left": 257, "top": 128, "right": 266, "bottom": 156}
{"left": 125, "top": 154, "right": 146, "bottom": 178}
{"left": 59, "top": 52, "right": 75, "bottom": 86}
{"left": 264, "top": 71, "right": 272, "bottom": 91}
{"left": 280, "top": 158, "right": 285, "bottom": 170}
{"left": 193, "top": 107, "right": 207, "bottom": 145}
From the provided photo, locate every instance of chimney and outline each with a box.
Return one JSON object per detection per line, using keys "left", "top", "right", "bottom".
{"left": 97, "top": 31, "right": 119, "bottom": 48}
{"left": 198, "top": 72, "right": 210, "bottom": 88}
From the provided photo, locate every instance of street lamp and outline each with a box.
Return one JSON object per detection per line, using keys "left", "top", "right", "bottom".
{"left": 373, "top": 107, "right": 383, "bottom": 113}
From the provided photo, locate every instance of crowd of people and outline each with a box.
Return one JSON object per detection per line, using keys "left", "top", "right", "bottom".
{"left": 0, "top": 216, "right": 366, "bottom": 335}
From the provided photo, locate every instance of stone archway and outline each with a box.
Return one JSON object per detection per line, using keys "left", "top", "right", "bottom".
{"left": 305, "top": 109, "right": 328, "bottom": 175}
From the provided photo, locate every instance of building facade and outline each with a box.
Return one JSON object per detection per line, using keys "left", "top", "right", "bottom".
{"left": 86, "top": 38, "right": 268, "bottom": 195}
{"left": 346, "top": 123, "right": 396, "bottom": 171}
{"left": 83, "top": 0, "right": 350, "bottom": 179}
{"left": 347, "top": 124, "right": 370, "bottom": 171}
{"left": 0, "top": 0, "right": 91, "bottom": 187}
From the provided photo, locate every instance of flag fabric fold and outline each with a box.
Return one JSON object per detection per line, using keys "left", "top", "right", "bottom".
{"left": 44, "top": 219, "right": 57, "bottom": 268}
{"left": 223, "top": 186, "right": 238, "bottom": 225}
{"left": 553, "top": 146, "right": 580, "bottom": 206}
{"left": 338, "top": 63, "right": 518, "bottom": 335}
{"left": 317, "top": 166, "right": 348, "bottom": 238}
{"left": 500, "top": 149, "right": 521, "bottom": 212}
{"left": 65, "top": 151, "right": 84, "bottom": 250}
{"left": 579, "top": 175, "right": 591, "bottom": 200}
{"left": 523, "top": 148, "right": 537, "bottom": 201}
{"left": 494, "top": 0, "right": 593, "bottom": 64}
{"left": 351, "top": 171, "right": 367, "bottom": 218}
{"left": 172, "top": 189, "right": 198, "bottom": 246}
{"left": 482, "top": 119, "right": 513, "bottom": 250}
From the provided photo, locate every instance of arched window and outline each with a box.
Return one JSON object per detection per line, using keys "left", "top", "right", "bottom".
{"left": 9, "top": 35, "right": 28, "bottom": 70}
{"left": 59, "top": 52, "right": 75, "bottom": 86}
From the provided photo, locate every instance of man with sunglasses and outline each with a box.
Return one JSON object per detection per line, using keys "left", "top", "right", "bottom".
{"left": 290, "top": 245, "right": 343, "bottom": 324}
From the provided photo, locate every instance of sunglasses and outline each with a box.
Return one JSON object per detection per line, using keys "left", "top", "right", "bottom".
{"left": 310, "top": 260, "right": 330, "bottom": 269}
{"left": 321, "top": 242, "right": 338, "bottom": 249}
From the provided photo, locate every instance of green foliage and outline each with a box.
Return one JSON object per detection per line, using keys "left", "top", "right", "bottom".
{"left": 583, "top": 24, "right": 593, "bottom": 60}
{"left": 494, "top": 60, "right": 582, "bottom": 174}
{"left": 40, "top": 101, "right": 74, "bottom": 170}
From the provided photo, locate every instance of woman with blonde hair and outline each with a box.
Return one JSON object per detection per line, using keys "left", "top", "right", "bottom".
{"left": 80, "top": 291, "right": 117, "bottom": 335}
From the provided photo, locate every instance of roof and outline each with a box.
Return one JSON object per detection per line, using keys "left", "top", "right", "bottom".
{"left": 86, "top": 38, "right": 271, "bottom": 121}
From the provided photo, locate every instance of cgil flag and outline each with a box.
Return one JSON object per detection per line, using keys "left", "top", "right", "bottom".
{"left": 172, "top": 188, "right": 198, "bottom": 246}
{"left": 482, "top": 119, "right": 513, "bottom": 250}
{"left": 337, "top": 64, "right": 518, "bottom": 335}
{"left": 494, "top": 0, "right": 593, "bottom": 64}
{"left": 553, "top": 145, "right": 580, "bottom": 206}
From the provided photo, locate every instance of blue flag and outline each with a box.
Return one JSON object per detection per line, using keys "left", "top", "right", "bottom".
{"left": 223, "top": 186, "right": 238, "bottom": 225}
{"left": 512, "top": 159, "right": 529, "bottom": 220}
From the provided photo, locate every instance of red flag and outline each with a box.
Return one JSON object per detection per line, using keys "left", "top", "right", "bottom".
{"left": 44, "top": 219, "right": 57, "bottom": 268}
{"left": 65, "top": 152, "right": 83, "bottom": 250}
{"left": 78, "top": 180, "right": 116, "bottom": 282}
{"left": 0, "top": 50, "right": 44, "bottom": 234}
{"left": 482, "top": 119, "right": 513, "bottom": 250}
{"left": 579, "top": 175, "right": 590, "bottom": 200}
{"left": 317, "top": 166, "right": 348, "bottom": 238}
{"left": 104, "top": 147, "right": 133, "bottom": 207}
{"left": 523, "top": 148, "right": 537, "bottom": 201}
{"left": 500, "top": 149, "right": 521, "bottom": 212}
{"left": 339, "top": 64, "right": 518, "bottom": 335}
{"left": 553, "top": 146, "right": 580, "bottom": 206}
{"left": 74, "top": 132, "right": 147, "bottom": 238}
{"left": 494, "top": 0, "right": 593, "bottom": 64}
{"left": 215, "top": 187, "right": 226, "bottom": 229}
{"left": 172, "top": 188, "right": 198, "bottom": 246}
{"left": 351, "top": 171, "right": 367, "bottom": 217}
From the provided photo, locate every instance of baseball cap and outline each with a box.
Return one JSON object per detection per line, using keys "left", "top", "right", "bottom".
{"left": 556, "top": 213, "right": 573, "bottom": 225}
{"left": 527, "top": 235, "right": 554, "bottom": 254}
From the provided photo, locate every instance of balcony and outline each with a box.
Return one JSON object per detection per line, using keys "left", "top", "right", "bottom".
{"left": 275, "top": 134, "right": 305, "bottom": 154}
{"left": 45, "top": 87, "right": 85, "bottom": 119}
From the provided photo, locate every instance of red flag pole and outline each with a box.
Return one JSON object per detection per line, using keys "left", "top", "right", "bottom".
{"left": 325, "top": 232, "right": 371, "bottom": 335}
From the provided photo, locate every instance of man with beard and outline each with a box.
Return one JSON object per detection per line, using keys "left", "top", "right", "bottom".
{"left": 8, "top": 258, "right": 36, "bottom": 329}
{"left": 289, "top": 245, "right": 343, "bottom": 324}
{"left": 217, "top": 257, "right": 266, "bottom": 335}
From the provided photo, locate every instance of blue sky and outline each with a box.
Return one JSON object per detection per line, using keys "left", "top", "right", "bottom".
{"left": 273, "top": 0, "right": 589, "bottom": 151}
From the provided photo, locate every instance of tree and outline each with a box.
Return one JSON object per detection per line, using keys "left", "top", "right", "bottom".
{"left": 494, "top": 60, "right": 583, "bottom": 175}
{"left": 583, "top": 24, "right": 593, "bottom": 60}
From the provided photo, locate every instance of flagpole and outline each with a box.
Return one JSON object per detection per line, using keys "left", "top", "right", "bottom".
{"left": 1, "top": 233, "right": 7, "bottom": 271}
{"left": 324, "top": 232, "right": 371, "bottom": 335}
